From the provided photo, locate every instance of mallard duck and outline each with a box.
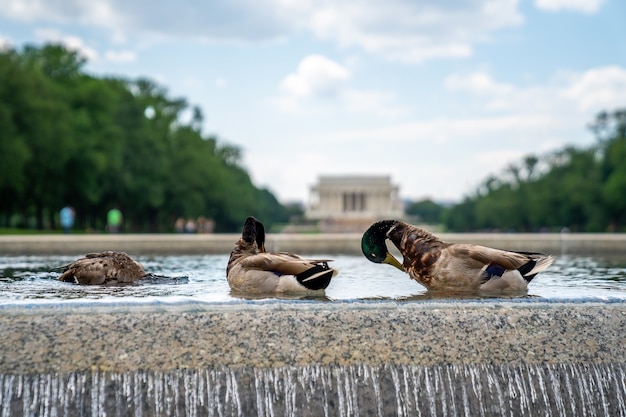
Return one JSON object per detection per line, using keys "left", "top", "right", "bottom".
{"left": 227, "top": 217, "right": 338, "bottom": 293}
{"left": 58, "top": 251, "right": 146, "bottom": 285}
{"left": 361, "top": 220, "right": 554, "bottom": 292}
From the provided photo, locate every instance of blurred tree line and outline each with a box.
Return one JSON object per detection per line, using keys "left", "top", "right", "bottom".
{"left": 408, "top": 108, "right": 626, "bottom": 232}
{"left": 0, "top": 44, "right": 289, "bottom": 232}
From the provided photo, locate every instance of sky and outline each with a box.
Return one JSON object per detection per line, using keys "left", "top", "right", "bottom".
{"left": 1, "top": 0, "right": 625, "bottom": 205}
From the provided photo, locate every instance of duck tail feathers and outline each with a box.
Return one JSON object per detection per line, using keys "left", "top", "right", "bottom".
{"left": 58, "top": 269, "right": 76, "bottom": 283}
{"left": 519, "top": 255, "right": 554, "bottom": 283}
{"left": 296, "top": 265, "right": 338, "bottom": 290}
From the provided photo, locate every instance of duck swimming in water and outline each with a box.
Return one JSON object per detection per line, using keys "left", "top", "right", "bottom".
{"left": 361, "top": 220, "right": 554, "bottom": 292}
{"left": 58, "top": 251, "right": 146, "bottom": 285}
{"left": 227, "top": 217, "right": 338, "bottom": 293}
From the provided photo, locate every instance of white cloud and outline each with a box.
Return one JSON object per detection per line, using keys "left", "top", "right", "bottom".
{"left": 314, "top": 114, "right": 558, "bottom": 146}
{"left": 475, "top": 149, "right": 527, "bottom": 166}
{"left": 535, "top": 0, "right": 604, "bottom": 14}
{"left": 443, "top": 67, "right": 626, "bottom": 117}
{"left": 276, "top": 54, "right": 409, "bottom": 117}
{"left": 562, "top": 66, "right": 626, "bottom": 111}
{"left": 104, "top": 49, "right": 136, "bottom": 63}
{"left": 445, "top": 72, "right": 516, "bottom": 96}
{"left": 444, "top": 71, "right": 556, "bottom": 112}
{"left": 34, "top": 28, "right": 98, "bottom": 61}
{"left": 0, "top": 0, "right": 122, "bottom": 27}
{"left": 1, "top": 0, "right": 53, "bottom": 22}
{"left": 0, "top": 0, "right": 525, "bottom": 63}
{"left": 285, "top": 64, "right": 626, "bottom": 155}
{"left": 306, "top": 0, "right": 523, "bottom": 62}
{"left": 279, "top": 54, "right": 350, "bottom": 98}
{"left": 278, "top": 61, "right": 624, "bottom": 131}
{"left": 0, "top": 36, "right": 12, "bottom": 50}
{"left": 341, "top": 89, "right": 409, "bottom": 118}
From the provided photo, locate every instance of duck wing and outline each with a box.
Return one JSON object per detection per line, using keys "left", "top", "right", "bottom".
{"left": 446, "top": 244, "right": 554, "bottom": 281}
{"left": 237, "top": 252, "right": 337, "bottom": 290}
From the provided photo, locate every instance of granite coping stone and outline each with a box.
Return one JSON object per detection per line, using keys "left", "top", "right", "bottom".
{"left": 1, "top": 233, "right": 626, "bottom": 255}
{"left": 0, "top": 299, "right": 624, "bottom": 374}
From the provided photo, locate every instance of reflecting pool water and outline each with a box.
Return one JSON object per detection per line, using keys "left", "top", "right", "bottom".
{"left": 0, "top": 254, "right": 625, "bottom": 305}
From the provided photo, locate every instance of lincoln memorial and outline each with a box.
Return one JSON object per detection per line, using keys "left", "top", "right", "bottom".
{"left": 305, "top": 175, "right": 404, "bottom": 232}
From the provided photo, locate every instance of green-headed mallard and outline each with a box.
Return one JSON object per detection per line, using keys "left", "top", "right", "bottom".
{"left": 361, "top": 220, "right": 554, "bottom": 292}
{"left": 58, "top": 251, "right": 146, "bottom": 285}
{"left": 227, "top": 217, "right": 338, "bottom": 293}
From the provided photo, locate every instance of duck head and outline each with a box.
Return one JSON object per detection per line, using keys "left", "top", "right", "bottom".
{"left": 242, "top": 216, "right": 266, "bottom": 252}
{"left": 254, "top": 218, "right": 266, "bottom": 252}
{"left": 361, "top": 220, "right": 405, "bottom": 272}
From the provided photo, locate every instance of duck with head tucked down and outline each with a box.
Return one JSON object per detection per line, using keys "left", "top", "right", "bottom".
{"left": 227, "top": 217, "right": 338, "bottom": 293}
{"left": 361, "top": 220, "right": 554, "bottom": 293}
{"left": 58, "top": 251, "right": 146, "bottom": 285}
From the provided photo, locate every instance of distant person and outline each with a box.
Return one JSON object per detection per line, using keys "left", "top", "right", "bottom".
{"left": 197, "top": 216, "right": 215, "bottom": 233}
{"left": 174, "top": 217, "right": 185, "bottom": 233}
{"left": 184, "top": 218, "right": 197, "bottom": 233}
{"left": 59, "top": 206, "right": 75, "bottom": 234}
{"left": 107, "top": 208, "right": 123, "bottom": 233}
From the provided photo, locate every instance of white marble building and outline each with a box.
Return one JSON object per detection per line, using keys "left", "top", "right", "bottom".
{"left": 305, "top": 175, "right": 404, "bottom": 232}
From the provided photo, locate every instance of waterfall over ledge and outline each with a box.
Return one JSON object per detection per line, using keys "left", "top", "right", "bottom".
{"left": 1, "top": 300, "right": 625, "bottom": 416}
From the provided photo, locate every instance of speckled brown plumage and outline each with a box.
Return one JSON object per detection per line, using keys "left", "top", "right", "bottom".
{"left": 386, "top": 224, "right": 449, "bottom": 288}
{"left": 362, "top": 220, "right": 554, "bottom": 292}
{"left": 58, "top": 251, "right": 146, "bottom": 285}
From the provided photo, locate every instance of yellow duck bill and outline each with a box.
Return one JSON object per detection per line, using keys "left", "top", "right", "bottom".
{"left": 384, "top": 252, "right": 405, "bottom": 272}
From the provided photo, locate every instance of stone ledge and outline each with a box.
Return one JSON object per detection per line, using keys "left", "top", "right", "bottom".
{"left": 1, "top": 300, "right": 624, "bottom": 374}
{"left": 1, "top": 233, "right": 626, "bottom": 255}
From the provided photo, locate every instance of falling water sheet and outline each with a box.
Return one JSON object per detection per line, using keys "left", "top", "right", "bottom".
{"left": 1, "top": 363, "right": 625, "bottom": 417}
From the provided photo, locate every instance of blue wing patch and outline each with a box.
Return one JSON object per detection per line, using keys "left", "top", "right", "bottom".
{"left": 485, "top": 263, "right": 506, "bottom": 278}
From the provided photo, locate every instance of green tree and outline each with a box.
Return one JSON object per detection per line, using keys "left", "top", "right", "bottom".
{"left": 0, "top": 49, "right": 31, "bottom": 225}
{"left": 0, "top": 43, "right": 289, "bottom": 232}
{"left": 597, "top": 110, "right": 626, "bottom": 230}
{"left": 443, "top": 109, "right": 626, "bottom": 232}
{"left": 15, "top": 45, "right": 81, "bottom": 228}
{"left": 405, "top": 199, "right": 444, "bottom": 224}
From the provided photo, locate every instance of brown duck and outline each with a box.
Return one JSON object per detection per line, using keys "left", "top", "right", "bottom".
{"left": 58, "top": 251, "right": 146, "bottom": 285}
{"left": 227, "top": 217, "right": 338, "bottom": 293}
{"left": 361, "top": 220, "right": 554, "bottom": 292}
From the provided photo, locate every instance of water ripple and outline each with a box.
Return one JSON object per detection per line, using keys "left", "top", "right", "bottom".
{"left": 0, "top": 254, "right": 625, "bottom": 304}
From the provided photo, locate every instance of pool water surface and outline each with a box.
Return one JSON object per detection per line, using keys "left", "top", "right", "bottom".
{"left": 1, "top": 254, "right": 625, "bottom": 305}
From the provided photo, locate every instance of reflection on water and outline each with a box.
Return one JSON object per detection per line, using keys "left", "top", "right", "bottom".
{"left": 0, "top": 254, "right": 625, "bottom": 304}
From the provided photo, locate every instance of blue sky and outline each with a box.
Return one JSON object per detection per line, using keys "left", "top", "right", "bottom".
{"left": 1, "top": 0, "right": 625, "bottom": 204}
